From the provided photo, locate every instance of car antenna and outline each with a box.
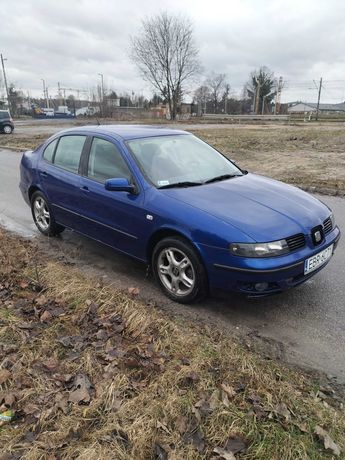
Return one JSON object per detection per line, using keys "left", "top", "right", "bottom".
{"left": 96, "top": 117, "right": 101, "bottom": 126}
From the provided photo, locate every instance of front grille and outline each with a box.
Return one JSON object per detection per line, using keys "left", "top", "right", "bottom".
{"left": 286, "top": 233, "right": 306, "bottom": 251}
{"left": 323, "top": 216, "right": 333, "bottom": 235}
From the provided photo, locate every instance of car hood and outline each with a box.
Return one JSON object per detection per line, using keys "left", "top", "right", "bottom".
{"left": 162, "top": 174, "right": 330, "bottom": 241}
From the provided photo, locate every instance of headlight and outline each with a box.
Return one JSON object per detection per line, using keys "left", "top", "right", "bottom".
{"left": 230, "top": 239, "right": 289, "bottom": 257}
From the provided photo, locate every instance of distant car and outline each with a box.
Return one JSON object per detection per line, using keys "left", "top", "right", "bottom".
{"left": 19, "top": 125, "right": 340, "bottom": 303}
{"left": 0, "top": 109, "right": 14, "bottom": 134}
{"left": 41, "top": 108, "right": 55, "bottom": 117}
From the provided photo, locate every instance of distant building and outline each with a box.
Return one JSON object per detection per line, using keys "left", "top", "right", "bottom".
{"left": 288, "top": 101, "right": 345, "bottom": 113}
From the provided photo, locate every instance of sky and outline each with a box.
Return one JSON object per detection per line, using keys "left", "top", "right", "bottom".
{"left": 1, "top": 0, "right": 345, "bottom": 103}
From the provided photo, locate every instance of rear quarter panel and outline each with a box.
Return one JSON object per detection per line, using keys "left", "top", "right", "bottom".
{"left": 19, "top": 148, "right": 41, "bottom": 205}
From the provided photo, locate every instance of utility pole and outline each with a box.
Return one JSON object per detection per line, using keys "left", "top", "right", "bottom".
{"left": 58, "top": 82, "right": 63, "bottom": 105}
{"left": 1, "top": 54, "right": 11, "bottom": 115}
{"left": 41, "top": 79, "right": 49, "bottom": 108}
{"left": 98, "top": 73, "right": 104, "bottom": 116}
{"left": 315, "top": 77, "right": 323, "bottom": 121}
{"left": 255, "top": 80, "right": 261, "bottom": 114}
{"left": 274, "top": 76, "right": 283, "bottom": 115}
{"left": 224, "top": 83, "right": 230, "bottom": 114}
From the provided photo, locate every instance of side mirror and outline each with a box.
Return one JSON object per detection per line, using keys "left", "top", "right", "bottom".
{"left": 105, "top": 178, "right": 136, "bottom": 193}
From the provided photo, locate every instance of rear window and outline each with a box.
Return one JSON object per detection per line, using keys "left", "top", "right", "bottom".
{"left": 43, "top": 139, "right": 58, "bottom": 162}
{"left": 0, "top": 111, "right": 10, "bottom": 119}
{"left": 53, "top": 135, "right": 86, "bottom": 174}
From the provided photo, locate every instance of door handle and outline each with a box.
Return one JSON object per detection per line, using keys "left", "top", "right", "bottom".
{"left": 40, "top": 171, "right": 48, "bottom": 178}
{"left": 80, "top": 186, "right": 90, "bottom": 192}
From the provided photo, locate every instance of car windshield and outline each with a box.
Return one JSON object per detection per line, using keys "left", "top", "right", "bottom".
{"left": 127, "top": 134, "right": 243, "bottom": 188}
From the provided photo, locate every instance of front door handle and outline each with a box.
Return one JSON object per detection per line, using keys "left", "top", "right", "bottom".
{"left": 80, "top": 186, "right": 90, "bottom": 193}
{"left": 40, "top": 171, "right": 48, "bottom": 178}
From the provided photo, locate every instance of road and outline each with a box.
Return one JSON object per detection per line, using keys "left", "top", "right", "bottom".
{"left": 1, "top": 147, "right": 345, "bottom": 382}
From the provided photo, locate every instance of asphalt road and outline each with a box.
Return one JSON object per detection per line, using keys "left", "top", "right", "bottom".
{"left": 1, "top": 147, "right": 344, "bottom": 382}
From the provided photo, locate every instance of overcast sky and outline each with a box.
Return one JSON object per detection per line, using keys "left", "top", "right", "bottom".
{"left": 1, "top": 0, "right": 345, "bottom": 103}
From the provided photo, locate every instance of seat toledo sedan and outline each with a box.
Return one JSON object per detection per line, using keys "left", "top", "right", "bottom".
{"left": 20, "top": 125, "right": 340, "bottom": 303}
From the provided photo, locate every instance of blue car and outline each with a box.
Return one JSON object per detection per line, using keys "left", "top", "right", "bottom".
{"left": 19, "top": 125, "right": 340, "bottom": 303}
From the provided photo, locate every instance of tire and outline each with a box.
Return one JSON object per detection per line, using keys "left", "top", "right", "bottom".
{"left": 152, "top": 236, "right": 208, "bottom": 303}
{"left": 3, "top": 124, "right": 13, "bottom": 134}
{"left": 31, "top": 191, "right": 65, "bottom": 236}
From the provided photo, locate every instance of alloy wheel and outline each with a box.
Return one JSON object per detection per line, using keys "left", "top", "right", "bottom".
{"left": 33, "top": 196, "right": 50, "bottom": 231}
{"left": 157, "top": 247, "right": 195, "bottom": 297}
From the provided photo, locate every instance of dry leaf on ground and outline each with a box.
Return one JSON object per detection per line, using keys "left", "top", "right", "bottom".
{"left": 314, "top": 425, "right": 341, "bottom": 457}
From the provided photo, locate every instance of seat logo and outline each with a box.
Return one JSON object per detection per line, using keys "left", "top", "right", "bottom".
{"left": 314, "top": 230, "right": 322, "bottom": 243}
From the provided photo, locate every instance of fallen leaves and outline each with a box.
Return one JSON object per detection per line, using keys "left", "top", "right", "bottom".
{"left": 154, "top": 443, "right": 168, "bottom": 460}
{"left": 1, "top": 228, "right": 345, "bottom": 459}
{"left": 182, "top": 425, "right": 205, "bottom": 453}
{"left": 220, "top": 383, "right": 236, "bottom": 399}
{"left": 314, "top": 425, "right": 342, "bottom": 457}
{"left": 213, "top": 434, "right": 248, "bottom": 459}
{"left": 0, "top": 369, "right": 11, "bottom": 385}
{"left": 275, "top": 402, "right": 291, "bottom": 422}
{"left": 68, "top": 374, "right": 94, "bottom": 404}
{"left": 213, "top": 446, "right": 236, "bottom": 460}
{"left": 128, "top": 287, "right": 140, "bottom": 296}
{"left": 40, "top": 310, "right": 52, "bottom": 322}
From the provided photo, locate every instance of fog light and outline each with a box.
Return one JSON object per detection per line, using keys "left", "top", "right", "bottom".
{"left": 254, "top": 282, "right": 269, "bottom": 292}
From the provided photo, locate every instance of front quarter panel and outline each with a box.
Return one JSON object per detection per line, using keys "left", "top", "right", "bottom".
{"left": 143, "top": 188, "right": 254, "bottom": 255}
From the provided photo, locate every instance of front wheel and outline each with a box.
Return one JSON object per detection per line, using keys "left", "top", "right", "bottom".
{"left": 3, "top": 124, "right": 13, "bottom": 134}
{"left": 31, "top": 191, "right": 65, "bottom": 236}
{"left": 152, "top": 236, "right": 208, "bottom": 303}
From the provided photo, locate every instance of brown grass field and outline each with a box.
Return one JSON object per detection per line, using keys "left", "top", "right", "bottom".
{"left": 0, "top": 229, "right": 344, "bottom": 459}
{"left": 190, "top": 123, "right": 345, "bottom": 194}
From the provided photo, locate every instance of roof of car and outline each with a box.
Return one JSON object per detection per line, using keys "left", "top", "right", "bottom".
{"left": 60, "top": 124, "right": 189, "bottom": 141}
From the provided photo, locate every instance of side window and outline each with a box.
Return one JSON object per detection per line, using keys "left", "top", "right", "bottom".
{"left": 43, "top": 139, "right": 58, "bottom": 162}
{"left": 87, "top": 137, "right": 131, "bottom": 183}
{"left": 54, "top": 136, "right": 86, "bottom": 173}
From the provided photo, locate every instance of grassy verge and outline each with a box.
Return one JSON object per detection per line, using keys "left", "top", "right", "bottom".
{"left": 0, "top": 133, "right": 49, "bottom": 151}
{"left": 0, "top": 229, "right": 344, "bottom": 459}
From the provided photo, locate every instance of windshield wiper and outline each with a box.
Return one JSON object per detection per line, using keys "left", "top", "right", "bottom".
{"left": 158, "top": 181, "right": 203, "bottom": 189}
{"left": 204, "top": 174, "right": 241, "bottom": 184}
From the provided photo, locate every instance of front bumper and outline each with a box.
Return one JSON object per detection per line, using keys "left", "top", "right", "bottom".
{"left": 200, "top": 226, "right": 341, "bottom": 296}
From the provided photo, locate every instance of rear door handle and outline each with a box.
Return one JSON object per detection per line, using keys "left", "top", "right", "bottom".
{"left": 80, "top": 186, "right": 90, "bottom": 193}
{"left": 40, "top": 171, "right": 48, "bottom": 178}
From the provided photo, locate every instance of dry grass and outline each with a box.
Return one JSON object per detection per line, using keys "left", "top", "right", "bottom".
{"left": 0, "top": 133, "right": 49, "bottom": 151}
{"left": 191, "top": 124, "right": 345, "bottom": 193}
{"left": 0, "top": 229, "right": 344, "bottom": 459}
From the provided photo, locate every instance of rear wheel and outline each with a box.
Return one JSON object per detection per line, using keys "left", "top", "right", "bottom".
{"left": 31, "top": 191, "right": 65, "bottom": 236}
{"left": 152, "top": 236, "right": 208, "bottom": 303}
{"left": 3, "top": 124, "right": 13, "bottom": 134}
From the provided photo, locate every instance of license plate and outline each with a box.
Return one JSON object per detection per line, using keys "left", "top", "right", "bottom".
{"left": 304, "top": 244, "right": 333, "bottom": 275}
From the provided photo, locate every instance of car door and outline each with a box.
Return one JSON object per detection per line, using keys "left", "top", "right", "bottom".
{"left": 78, "top": 135, "right": 146, "bottom": 259}
{"left": 38, "top": 134, "right": 88, "bottom": 230}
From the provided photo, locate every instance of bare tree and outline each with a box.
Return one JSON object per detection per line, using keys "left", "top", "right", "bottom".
{"left": 130, "top": 12, "right": 200, "bottom": 120}
{"left": 246, "top": 66, "right": 276, "bottom": 114}
{"left": 193, "top": 85, "right": 210, "bottom": 114}
{"left": 206, "top": 73, "right": 227, "bottom": 113}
